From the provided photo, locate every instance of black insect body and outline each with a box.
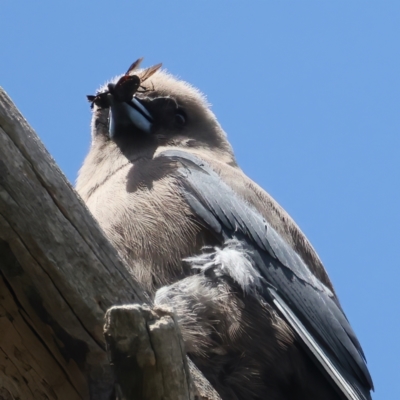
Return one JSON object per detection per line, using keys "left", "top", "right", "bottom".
{"left": 87, "top": 58, "right": 162, "bottom": 109}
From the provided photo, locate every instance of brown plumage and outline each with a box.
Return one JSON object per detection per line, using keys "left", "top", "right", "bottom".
{"left": 77, "top": 60, "right": 373, "bottom": 400}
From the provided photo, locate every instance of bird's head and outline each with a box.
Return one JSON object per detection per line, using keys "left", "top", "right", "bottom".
{"left": 87, "top": 60, "right": 236, "bottom": 166}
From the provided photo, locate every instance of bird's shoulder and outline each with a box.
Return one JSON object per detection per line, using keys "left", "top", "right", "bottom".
{"left": 156, "top": 148, "right": 335, "bottom": 293}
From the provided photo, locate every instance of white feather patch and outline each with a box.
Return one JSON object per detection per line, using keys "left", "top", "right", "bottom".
{"left": 185, "top": 239, "right": 261, "bottom": 293}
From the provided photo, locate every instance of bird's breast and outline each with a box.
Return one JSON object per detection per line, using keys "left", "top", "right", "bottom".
{"left": 81, "top": 157, "right": 209, "bottom": 294}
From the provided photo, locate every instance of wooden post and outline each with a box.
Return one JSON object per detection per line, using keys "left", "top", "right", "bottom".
{"left": 104, "top": 305, "right": 195, "bottom": 400}
{"left": 0, "top": 88, "right": 220, "bottom": 400}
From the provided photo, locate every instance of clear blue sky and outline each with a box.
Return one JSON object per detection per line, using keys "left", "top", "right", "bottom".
{"left": 1, "top": 2, "right": 398, "bottom": 398}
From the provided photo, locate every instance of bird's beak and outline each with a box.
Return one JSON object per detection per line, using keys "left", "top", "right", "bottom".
{"left": 109, "top": 96, "right": 153, "bottom": 139}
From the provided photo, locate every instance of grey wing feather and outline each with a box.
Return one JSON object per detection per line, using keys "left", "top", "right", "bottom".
{"left": 269, "top": 288, "right": 363, "bottom": 400}
{"left": 159, "top": 149, "right": 373, "bottom": 400}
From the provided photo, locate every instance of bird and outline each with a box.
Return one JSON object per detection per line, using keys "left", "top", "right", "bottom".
{"left": 77, "top": 58, "right": 373, "bottom": 400}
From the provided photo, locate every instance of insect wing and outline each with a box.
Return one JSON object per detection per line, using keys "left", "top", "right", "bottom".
{"left": 126, "top": 57, "right": 144, "bottom": 76}
{"left": 140, "top": 63, "right": 162, "bottom": 82}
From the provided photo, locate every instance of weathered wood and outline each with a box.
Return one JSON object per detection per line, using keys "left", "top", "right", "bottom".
{"left": 0, "top": 87, "right": 221, "bottom": 400}
{"left": 0, "top": 87, "right": 148, "bottom": 399}
{"left": 104, "top": 304, "right": 221, "bottom": 400}
{"left": 104, "top": 305, "right": 196, "bottom": 400}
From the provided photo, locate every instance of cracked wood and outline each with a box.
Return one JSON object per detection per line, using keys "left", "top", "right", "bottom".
{"left": 0, "top": 87, "right": 147, "bottom": 399}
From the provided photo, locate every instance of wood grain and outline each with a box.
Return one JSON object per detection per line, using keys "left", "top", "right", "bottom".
{"left": 0, "top": 87, "right": 220, "bottom": 400}
{"left": 0, "top": 87, "right": 145, "bottom": 399}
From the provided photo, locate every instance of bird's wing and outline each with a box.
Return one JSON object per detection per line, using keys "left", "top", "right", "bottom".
{"left": 159, "top": 149, "right": 373, "bottom": 400}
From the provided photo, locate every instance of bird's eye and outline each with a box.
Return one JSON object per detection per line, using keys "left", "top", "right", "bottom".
{"left": 175, "top": 110, "right": 186, "bottom": 126}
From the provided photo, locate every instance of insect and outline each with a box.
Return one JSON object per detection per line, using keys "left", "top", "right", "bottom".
{"left": 87, "top": 58, "right": 162, "bottom": 109}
